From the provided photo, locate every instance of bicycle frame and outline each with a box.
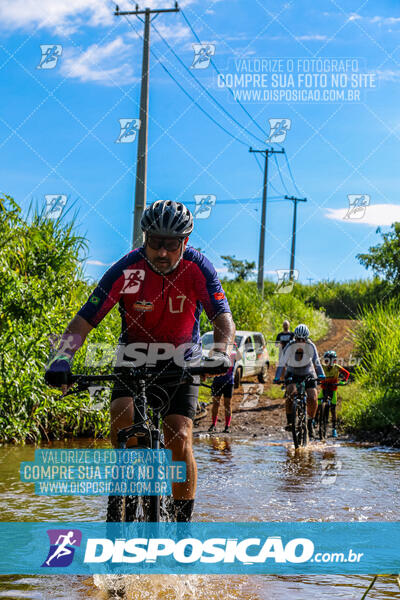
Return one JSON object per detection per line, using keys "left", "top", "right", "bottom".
{"left": 65, "top": 359, "right": 228, "bottom": 522}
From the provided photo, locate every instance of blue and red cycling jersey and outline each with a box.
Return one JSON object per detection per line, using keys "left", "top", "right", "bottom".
{"left": 78, "top": 246, "right": 231, "bottom": 359}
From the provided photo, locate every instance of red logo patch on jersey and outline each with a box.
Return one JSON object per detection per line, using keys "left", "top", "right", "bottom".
{"left": 133, "top": 300, "right": 154, "bottom": 312}
{"left": 214, "top": 292, "right": 225, "bottom": 300}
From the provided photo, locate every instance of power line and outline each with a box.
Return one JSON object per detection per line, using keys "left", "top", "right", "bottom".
{"left": 150, "top": 20, "right": 266, "bottom": 146}
{"left": 123, "top": 15, "right": 250, "bottom": 147}
{"left": 252, "top": 152, "right": 286, "bottom": 197}
{"left": 184, "top": 196, "right": 284, "bottom": 205}
{"left": 273, "top": 151, "right": 290, "bottom": 195}
{"left": 249, "top": 146, "right": 284, "bottom": 296}
{"left": 284, "top": 151, "right": 303, "bottom": 197}
{"left": 180, "top": 8, "right": 268, "bottom": 140}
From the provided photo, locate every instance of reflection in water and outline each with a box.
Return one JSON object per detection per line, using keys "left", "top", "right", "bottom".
{"left": 0, "top": 438, "right": 400, "bottom": 598}
{"left": 210, "top": 436, "right": 232, "bottom": 457}
{"left": 280, "top": 446, "right": 318, "bottom": 493}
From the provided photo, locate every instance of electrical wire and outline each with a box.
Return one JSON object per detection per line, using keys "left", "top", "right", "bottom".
{"left": 181, "top": 8, "right": 268, "bottom": 139}
{"left": 123, "top": 15, "right": 250, "bottom": 147}
{"left": 284, "top": 152, "right": 303, "bottom": 197}
{"left": 151, "top": 20, "right": 266, "bottom": 146}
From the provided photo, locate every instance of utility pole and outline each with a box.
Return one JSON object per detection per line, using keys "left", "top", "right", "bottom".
{"left": 115, "top": 3, "right": 180, "bottom": 248}
{"left": 249, "top": 147, "right": 284, "bottom": 296}
{"left": 284, "top": 195, "right": 307, "bottom": 279}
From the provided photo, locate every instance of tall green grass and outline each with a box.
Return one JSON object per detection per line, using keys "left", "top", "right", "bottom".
{"left": 339, "top": 298, "right": 400, "bottom": 432}
{"left": 292, "top": 279, "right": 389, "bottom": 319}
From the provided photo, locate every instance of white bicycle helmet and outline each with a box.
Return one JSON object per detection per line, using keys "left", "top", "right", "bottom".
{"left": 294, "top": 324, "right": 310, "bottom": 339}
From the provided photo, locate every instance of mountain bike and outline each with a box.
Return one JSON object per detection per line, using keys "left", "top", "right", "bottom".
{"left": 317, "top": 381, "right": 347, "bottom": 441}
{"left": 286, "top": 376, "right": 319, "bottom": 449}
{"left": 65, "top": 358, "right": 226, "bottom": 523}
{"left": 318, "top": 389, "right": 332, "bottom": 441}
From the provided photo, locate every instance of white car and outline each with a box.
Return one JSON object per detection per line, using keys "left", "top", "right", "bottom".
{"left": 201, "top": 330, "right": 270, "bottom": 388}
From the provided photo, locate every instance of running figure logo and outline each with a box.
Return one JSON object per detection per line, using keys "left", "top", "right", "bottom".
{"left": 122, "top": 269, "right": 145, "bottom": 293}
{"left": 116, "top": 119, "right": 141, "bottom": 143}
{"left": 191, "top": 43, "right": 215, "bottom": 69}
{"left": 267, "top": 119, "right": 291, "bottom": 144}
{"left": 44, "top": 194, "right": 67, "bottom": 219}
{"left": 274, "top": 269, "right": 298, "bottom": 294}
{"left": 42, "top": 529, "right": 82, "bottom": 567}
{"left": 344, "top": 194, "right": 370, "bottom": 220}
{"left": 37, "top": 45, "right": 62, "bottom": 69}
{"left": 193, "top": 194, "right": 216, "bottom": 219}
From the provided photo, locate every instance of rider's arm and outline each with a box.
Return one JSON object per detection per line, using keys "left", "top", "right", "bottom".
{"left": 274, "top": 344, "right": 288, "bottom": 380}
{"left": 193, "top": 251, "right": 234, "bottom": 355}
{"left": 53, "top": 315, "right": 93, "bottom": 360}
{"left": 338, "top": 365, "right": 350, "bottom": 382}
{"left": 211, "top": 312, "right": 236, "bottom": 355}
{"left": 311, "top": 343, "right": 325, "bottom": 378}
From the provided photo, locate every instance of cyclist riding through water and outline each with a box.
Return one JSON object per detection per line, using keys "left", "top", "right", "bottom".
{"left": 318, "top": 350, "right": 350, "bottom": 438}
{"left": 273, "top": 324, "right": 325, "bottom": 438}
{"left": 45, "top": 200, "right": 235, "bottom": 522}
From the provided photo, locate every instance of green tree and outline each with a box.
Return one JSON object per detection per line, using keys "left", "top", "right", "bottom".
{"left": 221, "top": 255, "right": 256, "bottom": 281}
{"left": 357, "top": 222, "right": 400, "bottom": 284}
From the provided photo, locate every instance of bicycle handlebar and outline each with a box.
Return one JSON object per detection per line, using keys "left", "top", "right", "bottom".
{"left": 63, "top": 357, "right": 230, "bottom": 395}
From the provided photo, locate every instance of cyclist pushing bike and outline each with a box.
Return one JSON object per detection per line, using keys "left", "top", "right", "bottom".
{"left": 273, "top": 324, "right": 325, "bottom": 439}
{"left": 45, "top": 200, "right": 235, "bottom": 522}
{"left": 317, "top": 350, "right": 350, "bottom": 438}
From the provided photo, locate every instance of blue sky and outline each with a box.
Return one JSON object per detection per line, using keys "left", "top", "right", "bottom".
{"left": 1, "top": 0, "right": 399, "bottom": 284}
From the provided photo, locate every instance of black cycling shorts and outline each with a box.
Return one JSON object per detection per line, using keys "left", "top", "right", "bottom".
{"left": 110, "top": 368, "right": 200, "bottom": 421}
{"left": 211, "top": 380, "right": 233, "bottom": 399}
{"left": 285, "top": 373, "right": 316, "bottom": 390}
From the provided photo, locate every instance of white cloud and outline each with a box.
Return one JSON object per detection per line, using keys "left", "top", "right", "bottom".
{"left": 376, "top": 69, "right": 400, "bottom": 82}
{"left": 216, "top": 266, "right": 229, "bottom": 274}
{"left": 295, "top": 34, "right": 328, "bottom": 41}
{"left": 60, "top": 37, "right": 137, "bottom": 85}
{"left": 0, "top": 0, "right": 196, "bottom": 35}
{"left": 0, "top": 0, "right": 112, "bottom": 35}
{"left": 347, "top": 13, "right": 400, "bottom": 27}
{"left": 326, "top": 203, "right": 400, "bottom": 226}
{"left": 86, "top": 259, "right": 112, "bottom": 266}
{"left": 149, "top": 22, "right": 191, "bottom": 42}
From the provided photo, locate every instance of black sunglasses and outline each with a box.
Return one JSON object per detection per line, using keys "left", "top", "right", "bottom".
{"left": 146, "top": 235, "right": 184, "bottom": 252}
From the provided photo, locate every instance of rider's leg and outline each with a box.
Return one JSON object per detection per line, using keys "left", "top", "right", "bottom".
{"left": 316, "top": 389, "right": 323, "bottom": 422}
{"left": 110, "top": 396, "right": 136, "bottom": 448}
{"left": 211, "top": 396, "right": 220, "bottom": 427}
{"left": 224, "top": 397, "right": 232, "bottom": 427}
{"left": 163, "top": 414, "right": 196, "bottom": 499}
{"left": 224, "top": 385, "right": 233, "bottom": 429}
{"left": 331, "top": 391, "right": 338, "bottom": 434}
{"left": 306, "top": 387, "right": 318, "bottom": 437}
{"left": 163, "top": 414, "right": 196, "bottom": 521}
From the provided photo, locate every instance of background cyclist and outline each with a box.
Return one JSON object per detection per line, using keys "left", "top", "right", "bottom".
{"left": 318, "top": 350, "right": 350, "bottom": 438}
{"left": 273, "top": 323, "right": 325, "bottom": 438}
{"left": 45, "top": 200, "right": 235, "bottom": 522}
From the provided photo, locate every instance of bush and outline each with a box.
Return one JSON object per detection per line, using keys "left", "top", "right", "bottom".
{"left": 292, "top": 279, "right": 390, "bottom": 319}
{"left": 339, "top": 298, "right": 400, "bottom": 432}
{"left": 0, "top": 195, "right": 118, "bottom": 442}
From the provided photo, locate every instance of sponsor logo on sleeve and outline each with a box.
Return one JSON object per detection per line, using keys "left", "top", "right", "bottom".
{"left": 214, "top": 292, "right": 225, "bottom": 300}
